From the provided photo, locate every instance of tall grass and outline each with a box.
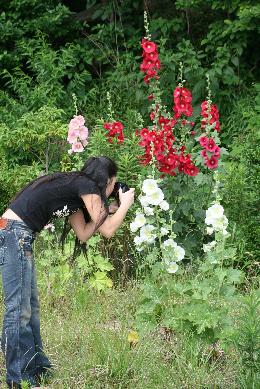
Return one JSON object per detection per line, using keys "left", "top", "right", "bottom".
{"left": 0, "top": 278, "right": 241, "bottom": 388}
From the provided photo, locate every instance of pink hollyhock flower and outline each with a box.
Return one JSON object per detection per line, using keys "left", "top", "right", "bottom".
{"left": 72, "top": 142, "right": 84, "bottom": 153}
{"left": 69, "top": 115, "right": 85, "bottom": 131}
{"left": 67, "top": 128, "right": 79, "bottom": 144}
{"left": 81, "top": 139, "right": 88, "bottom": 147}
{"left": 78, "top": 126, "right": 88, "bottom": 141}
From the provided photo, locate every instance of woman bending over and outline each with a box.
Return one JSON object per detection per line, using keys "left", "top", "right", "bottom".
{"left": 0, "top": 156, "right": 135, "bottom": 388}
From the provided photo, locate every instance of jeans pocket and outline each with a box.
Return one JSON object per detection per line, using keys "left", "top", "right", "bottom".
{"left": 0, "top": 233, "right": 6, "bottom": 265}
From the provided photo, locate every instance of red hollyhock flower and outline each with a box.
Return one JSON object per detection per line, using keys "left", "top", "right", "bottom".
{"left": 159, "top": 163, "right": 176, "bottom": 176}
{"left": 164, "top": 153, "right": 179, "bottom": 167}
{"left": 214, "top": 146, "right": 221, "bottom": 157}
{"left": 199, "top": 136, "right": 209, "bottom": 147}
{"left": 141, "top": 38, "right": 160, "bottom": 84}
{"left": 141, "top": 38, "right": 157, "bottom": 53}
{"left": 206, "top": 156, "right": 219, "bottom": 169}
{"left": 184, "top": 163, "right": 199, "bottom": 176}
{"left": 112, "top": 121, "right": 124, "bottom": 133}
{"left": 173, "top": 87, "right": 193, "bottom": 119}
{"left": 104, "top": 121, "right": 124, "bottom": 144}
{"left": 201, "top": 149, "right": 208, "bottom": 158}
{"left": 204, "top": 138, "right": 217, "bottom": 152}
{"left": 201, "top": 101, "right": 221, "bottom": 132}
{"left": 104, "top": 122, "right": 112, "bottom": 130}
{"left": 145, "top": 52, "right": 159, "bottom": 61}
{"left": 140, "top": 128, "right": 150, "bottom": 138}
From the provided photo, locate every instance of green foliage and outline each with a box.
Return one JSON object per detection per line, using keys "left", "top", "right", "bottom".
{"left": 0, "top": 105, "right": 68, "bottom": 213}
{"left": 224, "top": 289, "right": 260, "bottom": 388}
{"left": 136, "top": 228, "right": 244, "bottom": 343}
{"left": 221, "top": 88, "right": 260, "bottom": 265}
{"left": 36, "top": 231, "right": 114, "bottom": 299}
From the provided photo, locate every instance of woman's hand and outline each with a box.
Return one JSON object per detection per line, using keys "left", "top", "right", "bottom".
{"left": 109, "top": 200, "right": 119, "bottom": 214}
{"left": 119, "top": 187, "right": 135, "bottom": 209}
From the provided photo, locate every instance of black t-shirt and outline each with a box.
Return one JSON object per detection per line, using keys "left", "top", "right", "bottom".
{"left": 9, "top": 174, "right": 100, "bottom": 232}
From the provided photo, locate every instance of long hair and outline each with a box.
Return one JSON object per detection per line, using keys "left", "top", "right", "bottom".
{"left": 11, "top": 156, "right": 118, "bottom": 258}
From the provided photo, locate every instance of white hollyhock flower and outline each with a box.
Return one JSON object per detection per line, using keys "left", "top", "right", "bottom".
{"left": 142, "top": 179, "right": 159, "bottom": 195}
{"left": 206, "top": 227, "right": 214, "bottom": 235}
{"left": 211, "top": 215, "right": 228, "bottom": 231}
{"left": 140, "top": 224, "right": 156, "bottom": 243}
{"left": 134, "top": 236, "right": 144, "bottom": 246}
{"left": 174, "top": 245, "right": 185, "bottom": 261}
{"left": 203, "top": 241, "right": 217, "bottom": 253}
{"left": 163, "top": 239, "right": 177, "bottom": 249}
{"left": 206, "top": 203, "right": 224, "bottom": 221}
{"left": 139, "top": 195, "right": 149, "bottom": 207}
{"left": 134, "top": 213, "right": 146, "bottom": 228}
{"left": 144, "top": 206, "right": 154, "bottom": 216}
{"left": 222, "top": 229, "right": 229, "bottom": 236}
{"left": 146, "top": 188, "right": 164, "bottom": 206}
{"left": 160, "top": 227, "right": 169, "bottom": 236}
{"left": 166, "top": 261, "right": 179, "bottom": 274}
{"left": 159, "top": 200, "right": 169, "bottom": 211}
{"left": 130, "top": 222, "right": 139, "bottom": 232}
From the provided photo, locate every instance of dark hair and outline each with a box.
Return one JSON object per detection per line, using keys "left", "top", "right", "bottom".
{"left": 11, "top": 156, "right": 118, "bottom": 258}
{"left": 61, "top": 156, "right": 118, "bottom": 258}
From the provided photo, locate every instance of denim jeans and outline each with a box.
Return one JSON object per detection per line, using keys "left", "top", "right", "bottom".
{"left": 0, "top": 219, "right": 52, "bottom": 388}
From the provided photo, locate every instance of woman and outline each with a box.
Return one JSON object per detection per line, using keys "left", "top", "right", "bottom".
{"left": 0, "top": 156, "right": 135, "bottom": 389}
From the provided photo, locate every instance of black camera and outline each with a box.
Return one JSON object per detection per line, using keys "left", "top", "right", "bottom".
{"left": 110, "top": 181, "right": 130, "bottom": 205}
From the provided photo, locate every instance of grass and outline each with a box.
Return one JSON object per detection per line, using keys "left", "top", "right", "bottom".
{"left": 0, "top": 277, "right": 241, "bottom": 388}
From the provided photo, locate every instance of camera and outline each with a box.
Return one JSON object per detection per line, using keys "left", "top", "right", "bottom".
{"left": 110, "top": 181, "right": 130, "bottom": 205}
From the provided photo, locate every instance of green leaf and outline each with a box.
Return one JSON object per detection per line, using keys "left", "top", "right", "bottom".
{"left": 226, "top": 268, "right": 245, "bottom": 284}
{"left": 89, "top": 271, "right": 113, "bottom": 291}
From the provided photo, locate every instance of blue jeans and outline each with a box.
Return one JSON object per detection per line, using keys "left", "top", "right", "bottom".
{"left": 0, "top": 219, "right": 52, "bottom": 387}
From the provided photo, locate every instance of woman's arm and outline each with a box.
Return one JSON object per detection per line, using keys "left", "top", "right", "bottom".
{"left": 69, "top": 189, "right": 135, "bottom": 241}
{"left": 69, "top": 210, "right": 97, "bottom": 242}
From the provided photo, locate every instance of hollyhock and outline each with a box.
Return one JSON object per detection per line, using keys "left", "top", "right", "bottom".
{"left": 69, "top": 115, "right": 85, "bottom": 131}
{"left": 67, "top": 115, "right": 88, "bottom": 153}
{"left": 145, "top": 188, "right": 164, "bottom": 205}
{"left": 204, "top": 138, "right": 217, "bottom": 153}
{"left": 140, "top": 224, "right": 156, "bottom": 243}
{"left": 141, "top": 38, "right": 156, "bottom": 53}
{"left": 103, "top": 120, "right": 124, "bottom": 144}
{"left": 201, "top": 101, "right": 220, "bottom": 132}
{"left": 206, "top": 155, "right": 219, "bottom": 169}
{"left": 67, "top": 129, "right": 79, "bottom": 144}
{"left": 140, "top": 37, "right": 160, "bottom": 84}
{"left": 159, "top": 200, "right": 169, "bottom": 211}
{"left": 142, "top": 178, "right": 159, "bottom": 195}
{"left": 72, "top": 141, "right": 84, "bottom": 153}
{"left": 205, "top": 202, "right": 229, "bottom": 236}
{"left": 78, "top": 126, "right": 88, "bottom": 141}
{"left": 166, "top": 262, "right": 179, "bottom": 273}
{"left": 199, "top": 136, "right": 209, "bottom": 147}
{"left": 173, "top": 86, "right": 193, "bottom": 119}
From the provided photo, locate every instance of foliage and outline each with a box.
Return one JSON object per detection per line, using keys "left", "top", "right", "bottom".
{"left": 0, "top": 105, "right": 68, "bottom": 213}
{"left": 36, "top": 230, "right": 114, "bottom": 298}
{"left": 221, "top": 86, "right": 260, "bottom": 266}
{"left": 223, "top": 288, "right": 260, "bottom": 388}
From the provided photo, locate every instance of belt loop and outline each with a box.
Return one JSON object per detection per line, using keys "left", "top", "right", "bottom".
{"left": 0, "top": 218, "right": 8, "bottom": 230}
